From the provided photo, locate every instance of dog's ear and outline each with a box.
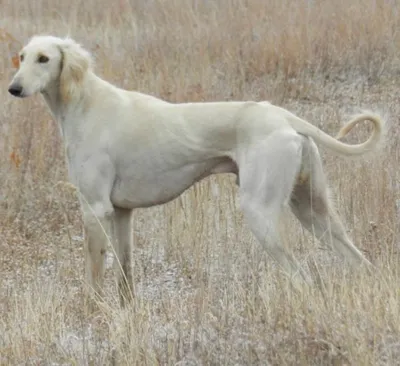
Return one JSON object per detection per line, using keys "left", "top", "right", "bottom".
{"left": 58, "top": 38, "right": 92, "bottom": 102}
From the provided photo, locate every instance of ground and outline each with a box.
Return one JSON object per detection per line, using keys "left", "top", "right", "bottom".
{"left": 1, "top": 1, "right": 400, "bottom": 365}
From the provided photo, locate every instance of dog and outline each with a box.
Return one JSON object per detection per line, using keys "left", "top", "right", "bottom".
{"left": 8, "top": 35, "right": 384, "bottom": 304}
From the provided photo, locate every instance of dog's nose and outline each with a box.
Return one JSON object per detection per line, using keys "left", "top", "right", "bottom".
{"left": 8, "top": 85, "right": 23, "bottom": 97}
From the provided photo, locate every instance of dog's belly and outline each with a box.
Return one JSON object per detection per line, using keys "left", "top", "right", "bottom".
{"left": 110, "top": 157, "right": 237, "bottom": 209}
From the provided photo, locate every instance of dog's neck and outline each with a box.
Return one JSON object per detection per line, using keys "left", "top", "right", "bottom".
{"left": 41, "top": 73, "right": 93, "bottom": 140}
{"left": 41, "top": 83, "right": 64, "bottom": 120}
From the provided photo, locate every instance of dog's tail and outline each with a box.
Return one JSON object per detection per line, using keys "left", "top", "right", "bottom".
{"left": 289, "top": 112, "right": 384, "bottom": 156}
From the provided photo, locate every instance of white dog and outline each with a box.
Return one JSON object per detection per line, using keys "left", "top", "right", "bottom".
{"left": 8, "top": 35, "right": 384, "bottom": 304}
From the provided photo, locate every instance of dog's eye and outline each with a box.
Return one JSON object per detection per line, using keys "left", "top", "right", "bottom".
{"left": 20, "top": 54, "right": 24, "bottom": 62}
{"left": 38, "top": 55, "right": 49, "bottom": 63}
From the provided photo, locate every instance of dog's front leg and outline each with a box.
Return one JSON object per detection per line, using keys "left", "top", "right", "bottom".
{"left": 113, "top": 207, "right": 134, "bottom": 306}
{"left": 81, "top": 199, "right": 114, "bottom": 303}
{"left": 70, "top": 153, "right": 116, "bottom": 305}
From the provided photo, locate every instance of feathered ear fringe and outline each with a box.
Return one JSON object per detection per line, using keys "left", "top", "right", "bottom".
{"left": 58, "top": 38, "right": 92, "bottom": 103}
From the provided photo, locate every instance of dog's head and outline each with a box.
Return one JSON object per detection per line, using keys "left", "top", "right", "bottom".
{"left": 8, "top": 35, "right": 92, "bottom": 101}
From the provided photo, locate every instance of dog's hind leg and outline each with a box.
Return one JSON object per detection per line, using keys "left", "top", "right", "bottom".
{"left": 290, "top": 137, "right": 369, "bottom": 265}
{"left": 238, "top": 130, "right": 310, "bottom": 285}
{"left": 113, "top": 207, "right": 134, "bottom": 306}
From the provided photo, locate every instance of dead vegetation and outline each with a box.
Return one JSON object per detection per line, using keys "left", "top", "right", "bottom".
{"left": 1, "top": 0, "right": 400, "bottom": 364}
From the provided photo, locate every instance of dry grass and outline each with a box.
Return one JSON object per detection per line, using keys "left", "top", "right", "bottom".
{"left": 1, "top": 0, "right": 400, "bottom": 364}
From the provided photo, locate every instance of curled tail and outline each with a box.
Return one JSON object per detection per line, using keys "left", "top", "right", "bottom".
{"left": 335, "top": 113, "right": 383, "bottom": 150}
{"left": 288, "top": 111, "right": 384, "bottom": 156}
